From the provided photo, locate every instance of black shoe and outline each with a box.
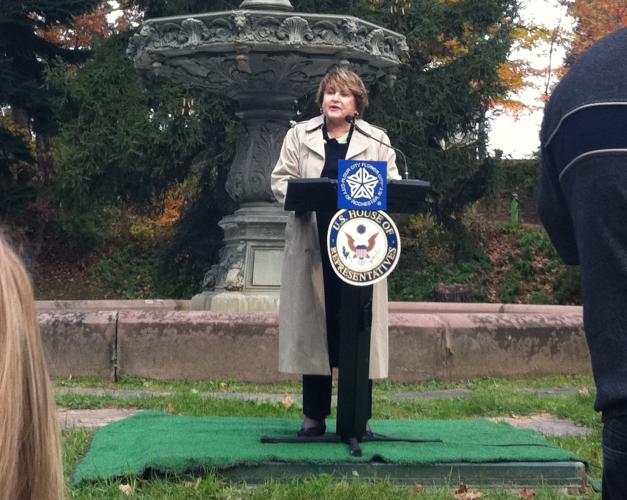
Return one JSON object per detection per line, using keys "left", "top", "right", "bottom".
{"left": 297, "top": 422, "right": 326, "bottom": 437}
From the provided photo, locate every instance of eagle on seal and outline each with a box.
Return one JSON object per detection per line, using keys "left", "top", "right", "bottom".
{"left": 346, "top": 232, "right": 378, "bottom": 260}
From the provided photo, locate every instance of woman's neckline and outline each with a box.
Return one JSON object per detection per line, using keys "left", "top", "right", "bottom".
{"left": 323, "top": 121, "right": 353, "bottom": 145}
{"left": 324, "top": 117, "right": 352, "bottom": 139}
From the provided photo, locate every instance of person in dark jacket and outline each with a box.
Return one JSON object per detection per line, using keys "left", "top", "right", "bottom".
{"left": 538, "top": 28, "right": 627, "bottom": 499}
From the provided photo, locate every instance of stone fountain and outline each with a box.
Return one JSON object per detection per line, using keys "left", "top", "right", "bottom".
{"left": 128, "top": 0, "right": 407, "bottom": 311}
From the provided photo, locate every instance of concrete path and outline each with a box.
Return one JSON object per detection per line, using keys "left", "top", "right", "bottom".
{"left": 391, "top": 389, "right": 472, "bottom": 400}
{"left": 54, "top": 385, "right": 588, "bottom": 402}
{"left": 56, "top": 385, "right": 592, "bottom": 436}
{"left": 57, "top": 407, "right": 590, "bottom": 437}
{"left": 58, "top": 408, "right": 139, "bottom": 429}
{"left": 489, "top": 413, "right": 591, "bottom": 437}
{"left": 54, "top": 387, "right": 591, "bottom": 437}
{"left": 55, "top": 387, "right": 174, "bottom": 399}
{"left": 54, "top": 386, "right": 472, "bottom": 403}
{"left": 519, "top": 387, "right": 588, "bottom": 397}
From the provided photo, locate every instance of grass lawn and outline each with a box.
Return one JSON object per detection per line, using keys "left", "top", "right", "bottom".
{"left": 60, "top": 375, "right": 601, "bottom": 499}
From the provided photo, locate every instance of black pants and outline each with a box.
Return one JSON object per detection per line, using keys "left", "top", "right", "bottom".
{"left": 303, "top": 210, "right": 373, "bottom": 420}
{"left": 602, "top": 415, "right": 627, "bottom": 499}
{"left": 303, "top": 374, "right": 372, "bottom": 420}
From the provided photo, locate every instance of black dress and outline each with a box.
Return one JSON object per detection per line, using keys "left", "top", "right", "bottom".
{"left": 302, "top": 124, "right": 373, "bottom": 420}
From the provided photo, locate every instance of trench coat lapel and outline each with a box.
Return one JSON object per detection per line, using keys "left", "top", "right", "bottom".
{"left": 346, "top": 119, "right": 372, "bottom": 160}
{"left": 304, "top": 115, "right": 325, "bottom": 161}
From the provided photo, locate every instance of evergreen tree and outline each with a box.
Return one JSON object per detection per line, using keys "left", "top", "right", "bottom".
{"left": 0, "top": 0, "right": 101, "bottom": 134}
{"left": 47, "top": 33, "right": 238, "bottom": 286}
{"left": 0, "top": 0, "right": 100, "bottom": 209}
{"left": 0, "top": 117, "right": 37, "bottom": 215}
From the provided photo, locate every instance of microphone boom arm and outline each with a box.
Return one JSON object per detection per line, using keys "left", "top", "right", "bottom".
{"left": 348, "top": 117, "right": 410, "bottom": 179}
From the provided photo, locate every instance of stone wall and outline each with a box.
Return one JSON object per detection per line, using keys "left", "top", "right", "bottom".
{"left": 37, "top": 301, "right": 590, "bottom": 383}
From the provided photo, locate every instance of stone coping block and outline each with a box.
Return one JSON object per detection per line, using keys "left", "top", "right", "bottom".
{"left": 39, "top": 311, "right": 117, "bottom": 381}
{"left": 117, "top": 311, "right": 294, "bottom": 383}
{"left": 37, "top": 299, "right": 190, "bottom": 311}
{"left": 500, "top": 304, "right": 582, "bottom": 315}
{"left": 439, "top": 313, "right": 590, "bottom": 379}
{"left": 388, "top": 314, "right": 447, "bottom": 382}
{"left": 390, "top": 302, "right": 503, "bottom": 314}
{"left": 389, "top": 302, "right": 582, "bottom": 315}
{"left": 390, "top": 313, "right": 589, "bottom": 381}
{"left": 36, "top": 299, "right": 583, "bottom": 316}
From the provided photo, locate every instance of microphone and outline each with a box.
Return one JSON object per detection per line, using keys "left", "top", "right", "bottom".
{"left": 346, "top": 115, "right": 410, "bottom": 180}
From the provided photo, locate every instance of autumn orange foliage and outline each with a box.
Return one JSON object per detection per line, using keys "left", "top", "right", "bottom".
{"left": 565, "top": 0, "right": 627, "bottom": 61}
{"left": 39, "top": 2, "right": 112, "bottom": 49}
{"left": 38, "top": 1, "right": 141, "bottom": 50}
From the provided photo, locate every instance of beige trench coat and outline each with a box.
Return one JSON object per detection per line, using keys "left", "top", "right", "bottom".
{"left": 270, "top": 114, "right": 401, "bottom": 379}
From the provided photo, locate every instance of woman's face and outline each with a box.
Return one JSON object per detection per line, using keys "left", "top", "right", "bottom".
{"left": 322, "top": 85, "right": 357, "bottom": 123}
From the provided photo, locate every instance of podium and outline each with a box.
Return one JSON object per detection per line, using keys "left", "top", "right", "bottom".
{"left": 261, "top": 178, "right": 439, "bottom": 456}
{"left": 282, "top": 178, "right": 431, "bottom": 214}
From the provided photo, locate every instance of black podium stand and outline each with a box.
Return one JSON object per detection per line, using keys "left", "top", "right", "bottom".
{"left": 282, "top": 178, "right": 431, "bottom": 214}
{"left": 261, "top": 179, "right": 440, "bottom": 456}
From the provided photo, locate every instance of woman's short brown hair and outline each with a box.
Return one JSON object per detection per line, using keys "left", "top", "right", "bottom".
{"left": 316, "top": 68, "right": 369, "bottom": 116}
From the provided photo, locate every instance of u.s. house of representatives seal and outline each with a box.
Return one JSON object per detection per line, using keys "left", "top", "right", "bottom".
{"left": 327, "top": 209, "right": 401, "bottom": 286}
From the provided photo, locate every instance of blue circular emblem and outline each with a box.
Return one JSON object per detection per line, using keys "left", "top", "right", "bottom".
{"left": 339, "top": 161, "right": 385, "bottom": 208}
{"left": 327, "top": 209, "right": 401, "bottom": 286}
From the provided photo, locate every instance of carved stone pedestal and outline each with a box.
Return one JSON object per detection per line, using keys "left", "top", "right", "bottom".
{"left": 190, "top": 108, "right": 291, "bottom": 312}
{"left": 191, "top": 202, "right": 288, "bottom": 312}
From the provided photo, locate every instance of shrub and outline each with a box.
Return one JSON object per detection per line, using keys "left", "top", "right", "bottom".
{"left": 552, "top": 266, "right": 582, "bottom": 305}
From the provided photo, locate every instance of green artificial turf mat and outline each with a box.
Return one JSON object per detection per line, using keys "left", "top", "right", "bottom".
{"left": 72, "top": 411, "right": 577, "bottom": 484}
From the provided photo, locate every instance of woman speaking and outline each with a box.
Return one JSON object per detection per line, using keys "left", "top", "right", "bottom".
{"left": 271, "top": 68, "right": 400, "bottom": 436}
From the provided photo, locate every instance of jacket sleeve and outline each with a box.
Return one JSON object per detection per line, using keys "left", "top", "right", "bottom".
{"left": 537, "top": 149, "right": 580, "bottom": 265}
{"left": 271, "top": 127, "right": 301, "bottom": 206}
{"left": 380, "top": 132, "right": 402, "bottom": 181}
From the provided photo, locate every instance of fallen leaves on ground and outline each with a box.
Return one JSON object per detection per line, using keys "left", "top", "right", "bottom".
{"left": 407, "top": 484, "right": 425, "bottom": 495}
{"left": 118, "top": 483, "right": 132, "bottom": 496}
{"left": 282, "top": 393, "right": 294, "bottom": 409}
{"left": 483, "top": 230, "right": 518, "bottom": 302}
{"left": 183, "top": 478, "right": 201, "bottom": 490}
{"left": 453, "top": 482, "right": 483, "bottom": 499}
{"left": 452, "top": 491, "right": 483, "bottom": 500}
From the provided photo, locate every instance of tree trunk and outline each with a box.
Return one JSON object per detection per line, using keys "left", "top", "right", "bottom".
{"left": 36, "top": 133, "right": 55, "bottom": 185}
{"left": 11, "top": 107, "right": 30, "bottom": 130}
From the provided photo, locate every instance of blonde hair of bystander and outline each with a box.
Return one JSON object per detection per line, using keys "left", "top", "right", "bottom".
{"left": 0, "top": 236, "right": 63, "bottom": 500}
